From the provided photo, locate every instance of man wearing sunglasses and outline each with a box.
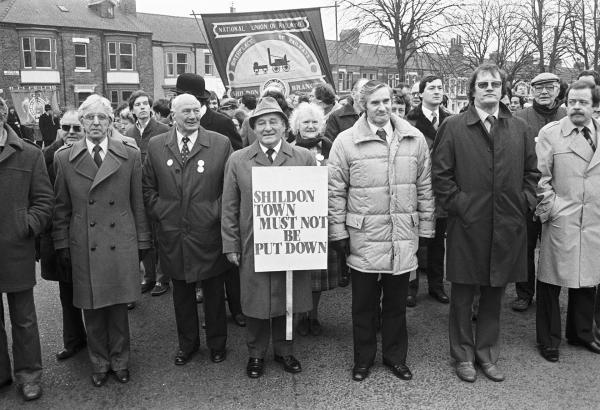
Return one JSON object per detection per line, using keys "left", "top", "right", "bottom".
{"left": 510, "top": 73, "right": 566, "bottom": 313}
{"left": 432, "top": 64, "right": 538, "bottom": 383}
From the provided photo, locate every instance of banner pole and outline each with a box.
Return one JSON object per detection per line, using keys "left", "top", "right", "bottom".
{"left": 286, "top": 270, "right": 293, "bottom": 340}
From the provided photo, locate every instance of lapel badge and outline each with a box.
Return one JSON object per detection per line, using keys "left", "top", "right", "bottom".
{"left": 197, "top": 160, "right": 205, "bottom": 167}
{"left": 167, "top": 159, "right": 173, "bottom": 167}
{"left": 197, "top": 166, "right": 205, "bottom": 173}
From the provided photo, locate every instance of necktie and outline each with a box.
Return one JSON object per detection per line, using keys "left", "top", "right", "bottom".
{"left": 92, "top": 144, "right": 102, "bottom": 168}
{"left": 181, "top": 136, "right": 190, "bottom": 163}
{"left": 582, "top": 127, "right": 597, "bottom": 152}
{"left": 486, "top": 115, "right": 496, "bottom": 133}
{"left": 376, "top": 128, "right": 387, "bottom": 142}
{"left": 266, "top": 148, "right": 275, "bottom": 164}
{"left": 431, "top": 112, "right": 438, "bottom": 130}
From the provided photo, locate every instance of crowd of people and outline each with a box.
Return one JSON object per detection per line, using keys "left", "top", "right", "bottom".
{"left": 1, "top": 65, "right": 600, "bottom": 402}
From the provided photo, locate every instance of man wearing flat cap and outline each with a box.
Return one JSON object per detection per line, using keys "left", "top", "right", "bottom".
{"left": 221, "top": 97, "right": 314, "bottom": 379}
{"left": 511, "top": 72, "right": 566, "bottom": 313}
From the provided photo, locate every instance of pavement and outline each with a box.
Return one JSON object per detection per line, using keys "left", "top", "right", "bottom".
{"left": 2, "top": 267, "right": 600, "bottom": 409}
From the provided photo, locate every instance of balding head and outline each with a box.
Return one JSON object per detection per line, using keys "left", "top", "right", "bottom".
{"left": 171, "top": 93, "right": 203, "bottom": 136}
{"left": 171, "top": 93, "right": 201, "bottom": 113}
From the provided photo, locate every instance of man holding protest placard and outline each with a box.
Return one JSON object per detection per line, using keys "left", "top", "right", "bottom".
{"left": 328, "top": 80, "right": 435, "bottom": 382}
{"left": 221, "top": 97, "right": 315, "bottom": 379}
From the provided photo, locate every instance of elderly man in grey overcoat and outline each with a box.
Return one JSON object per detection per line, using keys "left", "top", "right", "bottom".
{"left": 222, "top": 97, "right": 314, "bottom": 379}
{"left": 53, "top": 95, "right": 151, "bottom": 387}
{"left": 0, "top": 97, "right": 53, "bottom": 401}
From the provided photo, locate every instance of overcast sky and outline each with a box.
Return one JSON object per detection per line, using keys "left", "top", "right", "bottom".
{"left": 136, "top": 0, "right": 340, "bottom": 40}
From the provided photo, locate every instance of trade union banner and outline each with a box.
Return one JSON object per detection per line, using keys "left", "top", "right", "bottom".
{"left": 252, "top": 166, "right": 328, "bottom": 272}
{"left": 201, "top": 8, "right": 334, "bottom": 98}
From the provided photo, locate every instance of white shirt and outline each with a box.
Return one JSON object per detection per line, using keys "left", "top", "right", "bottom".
{"left": 475, "top": 106, "right": 499, "bottom": 132}
{"left": 86, "top": 137, "right": 108, "bottom": 161}
{"left": 136, "top": 119, "right": 148, "bottom": 135}
{"left": 421, "top": 105, "right": 440, "bottom": 125}
{"left": 367, "top": 120, "right": 393, "bottom": 144}
{"left": 259, "top": 139, "right": 282, "bottom": 161}
{"left": 176, "top": 129, "right": 198, "bottom": 153}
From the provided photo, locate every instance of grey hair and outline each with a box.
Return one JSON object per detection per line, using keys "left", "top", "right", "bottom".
{"left": 78, "top": 94, "right": 114, "bottom": 121}
{"left": 171, "top": 93, "right": 200, "bottom": 112}
{"left": 357, "top": 80, "right": 392, "bottom": 112}
{"left": 288, "top": 102, "right": 325, "bottom": 135}
{"left": 60, "top": 109, "right": 81, "bottom": 125}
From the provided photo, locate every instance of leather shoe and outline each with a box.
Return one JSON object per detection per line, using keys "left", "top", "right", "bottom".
{"left": 383, "top": 360, "right": 412, "bottom": 380}
{"left": 210, "top": 350, "right": 226, "bottom": 363}
{"left": 127, "top": 302, "right": 136, "bottom": 310}
{"left": 174, "top": 349, "right": 197, "bottom": 365}
{"left": 406, "top": 295, "right": 417, "bottom": 308}
{"left": 91, "top": 372, "right": 108, "bottom": 387}
{"left": 19, "top": 383, "right": 42, "bottom": 401}
{"left": 113, "top": 369, "right": 129, "bottom": 383}
{"left": 429, "top": 288, "right": 449, "bottom": 304}
{"left": 539, "top": 346, "right": 559, "bottom": 362}
{"left": 141, "top": 281, "right": 155, "bottom": 294}
{"left": 338, "top": 273, "right": 350, "bottom": 287}
{"left": 274, "top": 354, "right": 302, "bottom": 373}
{"left": 352, "top": 365, "right": 370, "bottom": 381}
{"left": 511, "top": 297, "right": 531, "bottom": 312}
{"left": 455, "top": 361, "right": 476, "bottom": 382}
{"left": 246, "top": 357, "right": 264, "bottom": 378}
{"left": 568, "top": 339, "right": 600, "bottom": 354}
{"left": 56, "top": 342, "right": 86, "bottom": 360}
{"left": 151, "top": 282, "right": 169, "bottom": 296}
{"left": 479, "top": 362, "right": 505, "bottom": 382}
{"left": 233, "top": 313, "right": 246, "bottom": 327}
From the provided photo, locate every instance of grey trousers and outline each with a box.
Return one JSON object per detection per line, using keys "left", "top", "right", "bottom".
{"left": 0, "top": 289, "right": 42, "bottom": 385}
{"left": 449, "top": 283, "right": 504, "bottom": 364}
{"left": 83, "top": 303, "right": 130, "bottom": 373}
{"left": 246, "top": 315, "right": 292, "bottom": 359}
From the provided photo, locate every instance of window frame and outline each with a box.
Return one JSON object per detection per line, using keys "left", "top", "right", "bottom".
{"left": 20, "top": 35, "right": 57, "bottom": 70}
{"left": 204, "top": 53, "right": 214, "bottom": 76}
{"left": 166, "top": 51, "right": 190, "bottom": 77}
{"left": 74, "top": 43, "right": 88, "bottom": 70}
{"left": 107, "top": 41, "right": 136, "bottom": 71}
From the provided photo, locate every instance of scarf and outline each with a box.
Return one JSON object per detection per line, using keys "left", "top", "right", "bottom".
{"left": 533, "top": 99, "right": 560, "bottom": 117}
{"left": 293, "top": 133, "right": 332, "bottom": 159}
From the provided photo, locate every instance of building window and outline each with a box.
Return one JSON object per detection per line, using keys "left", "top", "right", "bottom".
{"left": 166, "top": 52, "right": 189, "bottom": 77}
{"left": 345, "top": 72, "right": 354, "bottom": 91}
{"left": 362, "top": 73, "right": 367, "bottom": 79}
{"left": 21, "top": 36, "right": 56, "bottom": 69}
{"left": 108, "top": 41, "right": 135, "bottom": 71}
{"left": 204, "top": 53, "right": 213, "bottom": 75}
{"left": 109, "top": 89, "right": 135, "bottom": 109}
{"left": 369, "top": 73, "right": 376, "bottom": 80}
{"left": 338, "top": 71, "right": 345, "bottom": 91}
{"left": 388, "top": 74, "right": 394, "bottom": 88}
{"left": 74, "top": 43, "right": 87, "bottom": 69}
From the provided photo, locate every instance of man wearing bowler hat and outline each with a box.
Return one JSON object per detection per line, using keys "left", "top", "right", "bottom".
{"left": 221, "top": 97, "right": 314, "bottom": 379}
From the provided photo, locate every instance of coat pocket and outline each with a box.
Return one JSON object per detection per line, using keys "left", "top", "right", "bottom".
{"left": 345, "top": 213, "right": 365, "bottom": 230}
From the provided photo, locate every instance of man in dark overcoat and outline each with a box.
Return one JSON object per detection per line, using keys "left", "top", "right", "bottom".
{"left": 432, "top": 64, "right": 538, "bottom": 383}
{"left": 0, "top": 97, "right": 53, "bottom": 401}
{"left": 38, "top": 103, "right": 59, "bottom": 148}
{"left": 53, "top": 95, "right": 151, "bottom": 387}
{"left": 221, "top": 97, "right": 314, "bottom": 379}
{"left": 142, "top": 93, "right": 233, "bottom": 366}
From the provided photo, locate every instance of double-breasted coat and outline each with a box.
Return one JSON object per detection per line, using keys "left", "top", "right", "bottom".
{"left": 52, "top": 137, "right": 151, "bottom": 309}
{"left": 0, "top": 125, "right": 53, "bottom": 293}
{"left": 221, "top": 140, "right": 314, "bottom": 319}
{"left": 535, "top": 117, "right": 600, "bottom": 288}
{"left": 431, "top": 104, "right": 539, "bottom": 286}
{"left": 142, "top": 127, "right": 233, "bottom": 283}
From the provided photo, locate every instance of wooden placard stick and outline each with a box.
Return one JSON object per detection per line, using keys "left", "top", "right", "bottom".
{"left": 286, "top": 270, "right": 293, "bottom": 340}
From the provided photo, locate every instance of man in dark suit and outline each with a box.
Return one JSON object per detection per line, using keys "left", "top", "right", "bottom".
{"left": 125, "top": 90, "right": 171, "bottom": 297}
{"left": 38, "top": 104, "right": 59, "bottom": 148}
{"left": 405, "top": 75, "right": 452, "bottom": 307}
{"left": 142, "top": 93, "right": 233, "bottom": 366}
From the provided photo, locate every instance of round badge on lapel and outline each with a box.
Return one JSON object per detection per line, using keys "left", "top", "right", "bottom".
{"left": 197, "top": 160, "right": 205, "bottom": 167}
{"left": 197, "top": 166, "right": 205, "bottom": 173}
{"left": 167, "top": 159, "right": 173, "bottom": 167}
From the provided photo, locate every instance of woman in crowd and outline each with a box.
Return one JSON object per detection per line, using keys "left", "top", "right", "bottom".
{"left": 289, "top": 102, "right": 337, "bottom": 336}
{"left": 113, "top": 103, "right": 135, "bottom": 134}
{"left": 6, "top": 106, "right": 22, "bottom": 137}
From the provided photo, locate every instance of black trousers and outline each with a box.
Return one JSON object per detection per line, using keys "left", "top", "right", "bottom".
{"left": 83, "top": 303, "right": 129, "bottom": 373}
{"left": 0, "top": 289, "right": 42, "bottom": 385}
{"left": 449, "top": 283, "right": 504, "bottom": 364}
{"left": 351, "top": 269, "right": 409, "bottom": 366}
{"left": 536, "top": 280, "right": 595, "bottom": 348}
{"left": 246, "top": 315, "right": 291, "bottom": 358}
{"left": 515, "top": 217, "right": 541, "bottom": 300}
{"left": 58, "top": 281, "right": 86, "bottom": 350}
{"left": 172, "top": 273, "right": 227, "bottom": 354}
{"left": 223, "top": 265, "right": 242, "bottom": 316}
{"left": 410, "top": 217, "right": 446, "bottom": 294}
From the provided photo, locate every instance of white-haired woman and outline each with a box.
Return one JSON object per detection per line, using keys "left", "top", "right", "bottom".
{"left": 289, "top": 102, "right": 337, "bottom": 336}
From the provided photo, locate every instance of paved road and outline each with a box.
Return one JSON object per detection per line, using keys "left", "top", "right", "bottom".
{"left": 2, "top": 267, "right": 600, "bottom": 409}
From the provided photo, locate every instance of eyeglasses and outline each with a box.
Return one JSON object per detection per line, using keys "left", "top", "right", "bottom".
{"left": 476, "top": 81, "right": 502, "bottom": 89}
{"left": 533, "top": 84, "right": 557, "bottom": 93}
{"left": 61, "top": 124, "right": 82, "bottom": 132}
{"left": 82, "top": 113, "right": 109, "bottom": 122}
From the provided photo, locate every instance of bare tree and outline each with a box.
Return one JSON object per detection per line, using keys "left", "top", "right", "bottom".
{"left": 340, "top": 0, "right": 461, "bottom": 80}
{"left": 565, "top": 0, "right": 600, "bottom": 71}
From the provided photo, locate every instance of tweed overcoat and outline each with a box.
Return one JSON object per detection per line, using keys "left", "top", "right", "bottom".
{"left": 221, "top": 140, "right": 314, "bottom": 319}
{"left": 142, "top": 126, "right": 233, "bottom": 283}
{"left": 0, "top": 125, "right": 53, "bottom": 292}
{"left": 53, "top": 137, "right": 151, "bottom": 309}
{"left": 431, "top": 104, "right": 539, "bottom": 286}
{"left": 535, "top": 117, "right": 600, "bottom": 288}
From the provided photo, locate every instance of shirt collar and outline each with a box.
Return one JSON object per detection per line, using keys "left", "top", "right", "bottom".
{"left": 560, "top": 117, "right": 596, "bottom": 136}
{"left": 86, "top": 137, "right": 108, "bottom": 154}
{"left": 367, "top": 119, "right": 393, "bottom": 141}
{"left": 421, "top": 105, "right": 439, "bottom": 122}
{"left": 136, "top": 119, "right": 149, "bottom": 133}
{"left": 259, "top": 139, "right": 282, "bottom": 154}
{"left": 176, "top": 129, "right": 198, "bottom": 146}
{"left": 475, "top": 105, "right": 499, "bottom": 124}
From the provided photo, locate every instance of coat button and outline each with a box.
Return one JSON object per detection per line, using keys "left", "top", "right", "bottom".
{"left": 110, "top": 222, "right": 115, "bottom": 227}
{"left": 89, "top": 199, "right": 95, "bottom": 205}
{"left": 91, "top": 246, "right": 96, "bottom": 251}
{"left": 90, "top": 222, "right": 96, "bottom": 227}
{"left": 110, "top": 245, "right": 116, "bottom": 250}
{"left": 109, "top": 200, "right": 115, "bottom": 205}
{"left": 175, "top": 169, "right": 181, "bottom": 174}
